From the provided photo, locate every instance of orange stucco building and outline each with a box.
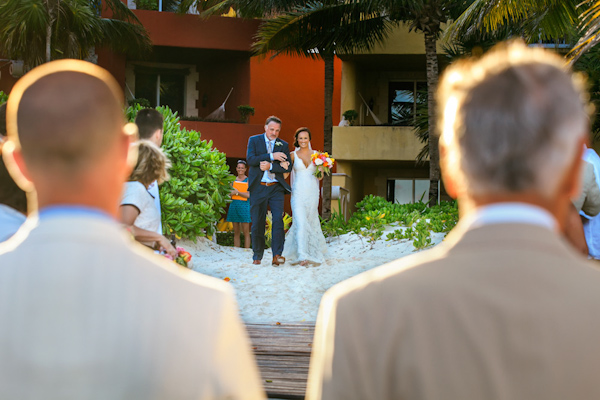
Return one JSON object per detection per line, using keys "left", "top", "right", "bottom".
{"left": 97, "top": 9, "right": 341, "bottom": 160}
{"left": 0, "top": 8, "right": 341, "bottom": 161}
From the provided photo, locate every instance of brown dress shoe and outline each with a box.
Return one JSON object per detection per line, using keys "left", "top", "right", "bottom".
{"left": 252, "top": 260, "right": 261, "bottom": 265}
{"left": 272, "top": 255, "right": 285, "bottom": 266}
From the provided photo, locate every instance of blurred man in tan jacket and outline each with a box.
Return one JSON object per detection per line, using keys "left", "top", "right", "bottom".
{"left": 0, "top": 60, "right": 264, "bottom": 400}
{"left": 307, "top": 42, "right": 600, "bottom": 400}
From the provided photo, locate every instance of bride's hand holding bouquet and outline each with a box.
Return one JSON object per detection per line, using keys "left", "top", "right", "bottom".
{"left": 311, "top": 151, "right": 335, "bottom": 179}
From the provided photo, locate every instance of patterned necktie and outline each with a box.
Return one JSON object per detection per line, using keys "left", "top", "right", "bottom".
{"left": 267, "top": 140, "right": 276, "bottom": 180}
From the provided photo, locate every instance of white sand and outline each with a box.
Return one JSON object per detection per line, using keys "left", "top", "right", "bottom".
{"left": 180, "top": 226, "right": 446, "bottom": 323}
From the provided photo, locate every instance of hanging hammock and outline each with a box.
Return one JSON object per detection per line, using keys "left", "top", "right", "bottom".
{"left": 358, "top": 92, "right": 383, "bottom": 125}
{"left": 205, "top": 87, "right": 234, "bottom": 120}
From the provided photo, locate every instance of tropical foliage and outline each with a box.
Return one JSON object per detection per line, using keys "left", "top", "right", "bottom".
{"left": 321, "top": 195, "right": 458, "bottom": 250}
{"left": 445, "top": 0, "right": 600, "bottom": 64}
{"left": 0, "top": 0, "right": 150, "bottom": 67}
{"left": 127, "top": 105, "right": 234, "bottom": 239}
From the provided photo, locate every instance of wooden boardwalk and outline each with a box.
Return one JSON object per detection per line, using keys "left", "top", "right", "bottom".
{"left": 246, "top": 322, "right": 316, "bottom": 399}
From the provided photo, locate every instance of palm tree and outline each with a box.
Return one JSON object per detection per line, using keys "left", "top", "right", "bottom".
{"left": 254, "top": 0, "right": 475, "bottom": 207}
{"left": 0, "top": 0, "right": 151, "bottom": 67}
{"left": 198, "top": 0, "right": 474, "bottom": 208}
{"left": 251, "top": 3, "right": 393, "bottom": 218}
{"left": 194, "top": 0, "right": 392, "bottom": 219}
{"left": 373, "top": 0, "right": 471, "bottom": 206}
{"left": 444, "top": 0, "right": 600, "bottom": 64}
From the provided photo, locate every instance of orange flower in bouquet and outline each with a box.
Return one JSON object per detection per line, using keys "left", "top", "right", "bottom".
{"left": 165, "top": 247, "right": 193, "bottom": 269}
{"left": 311, "top": 151, "right": 335, "bottom": 179}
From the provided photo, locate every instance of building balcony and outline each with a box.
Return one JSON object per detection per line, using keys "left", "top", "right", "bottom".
{"left": 332, "top": 126, "right": 424, "bottom": 162}
{"left": 131, "top": 10, "right": 260, "bottom": 52}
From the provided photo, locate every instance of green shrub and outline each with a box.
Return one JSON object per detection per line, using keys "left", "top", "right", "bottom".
{"left": 342, "top": 109, "right": 358, "bottom": 125}
{"left": 322, "top": 195, "right": 459, "bottom": 250}
{"left": 134, "top": 0, "right": 158, "bottom": 10}
{"left": 237, "top": 105, "right": 255, "bottom": 123}
{"left": 127, "top": 104, "right": 234, "bottom": 239}
{"left": 217, "top": 232, "right": 249, "bottom": 247}
{"left": 0, "top": 91, "right": 8, "bottom": 104}
{"left": 128, "top": 98, "right": 151, "bottom": 108}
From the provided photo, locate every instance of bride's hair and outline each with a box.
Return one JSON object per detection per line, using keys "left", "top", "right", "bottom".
{"left": 293, "top": 127, "right": 312, "bottom": 148}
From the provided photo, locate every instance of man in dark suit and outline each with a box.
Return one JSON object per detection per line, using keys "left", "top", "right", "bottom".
{"left": 247, "top": 115, "right": 292, "bottom": 266}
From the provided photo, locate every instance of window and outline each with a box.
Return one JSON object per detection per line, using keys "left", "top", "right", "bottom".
{"left": 387, "top": 179, "right": 438, "bottom": 204}
{"left": 388, "top": 81, "right": 426, "bottom": 126}
{"left": 135, "top": 67, "right": 186, "bottom": 116}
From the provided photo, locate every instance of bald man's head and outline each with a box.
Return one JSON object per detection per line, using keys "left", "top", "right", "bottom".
{"left": 6, "top": 60, "right": 129, "bottom": 175}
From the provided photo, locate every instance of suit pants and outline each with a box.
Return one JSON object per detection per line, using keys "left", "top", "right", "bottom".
{"left": 250, "top": 183, "right": 285, "bottom": 260}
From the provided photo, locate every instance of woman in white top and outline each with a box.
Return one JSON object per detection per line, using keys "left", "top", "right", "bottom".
{"left": 120, "top": 140, "right": 176, "bottom": 257}
{"left": 0, "top": 142, "right": 27, "bottom": 242}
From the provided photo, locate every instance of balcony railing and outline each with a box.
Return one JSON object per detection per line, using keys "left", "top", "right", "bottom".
{"left": 332, "top": 126, "right": 424, "bottom": 162}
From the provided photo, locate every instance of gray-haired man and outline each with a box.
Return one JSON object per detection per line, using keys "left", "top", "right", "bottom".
{"left": 307, "top": 41, "right": 600, "bottom": 400}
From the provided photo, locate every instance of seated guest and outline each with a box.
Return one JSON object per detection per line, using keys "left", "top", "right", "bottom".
{"left": 0, "top": 59, "right": 265, "bottom": 399}
{"left": 574, "top": 160, "right": 600, "bottom": 216}
{"left": 120, "top": 140, "right": 176, "bottom": 257}
{"left": 564, "top": 160, "right": 600, "bottom": 255}
{"left": 0, "top": 142, "right": 27, "bottom": 242}
{"left": 135, "top": 108, "right": 165, "bottom": 234}
{"left": 307, "top": 42, "right": 600, "bottom": 400}
{"left": 581, "top": 147, "right": 600, "bottom": 259}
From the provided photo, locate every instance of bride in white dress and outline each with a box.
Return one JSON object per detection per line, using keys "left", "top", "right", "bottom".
{"left": 283, "top": 127, "right": 327, "bottom": 266}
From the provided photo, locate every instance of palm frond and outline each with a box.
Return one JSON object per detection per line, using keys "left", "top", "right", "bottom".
{"left": 97, "top": 0, "right": 143, "bottom": 24}
{"left": 445, "top": 0, "right": 578, "bottom": 43}
{"left": 197, "top": 0, "right": 302, "bottom": 18}
{"left": 253, "top": 1, "right": 392, "bottom": 59}
{"left": 0, "top": 0, "right": 48, "bottom": 66}
{"left": 570, "top": 1, "right": 600, "bottom": 63}
{"left": 98, "top": 18, "right": 152, "bottom": 58}
{"left": 0, "top": 0, "right": 150, "bottom": 66}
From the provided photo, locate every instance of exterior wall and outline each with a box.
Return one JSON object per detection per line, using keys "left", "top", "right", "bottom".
{"left": 97, "top": 48, "right": 127, "bottom": 90}
{"left": 180, "top": 121, "right": 263, "bottom": 159}
{"left": 132, "top": 11, "right": 260, "bottom": 51}
{"left": 340, "top": 61, "right": 359, "bottom": 122}
{"left": 249, "top": 55, "right": 342, "bottom": 151}
{"left": 334, "top": 162, "right": 364, "bottom": 214}
{"left": 0, "top": 56, "right": 19, "bottom": 95}
{"left": 332, "top": 126, "right": 423, "bottom": 161}
{"left": 362, "top": 24, "right": 446, "bottom": 55}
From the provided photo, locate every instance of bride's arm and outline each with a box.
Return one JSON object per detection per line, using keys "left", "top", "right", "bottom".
{"left": 284, "top": 153, "right": 294, "bottom": 179}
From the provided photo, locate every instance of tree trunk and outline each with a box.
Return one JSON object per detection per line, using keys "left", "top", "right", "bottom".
{"left": 424, "top": 31, "right": 439, "bottom": 207}
{"left": 46, "top": 24, "right": 52, "bottom": 63}
{"left": 322, "top": 51, "right": 334, "bottom": 220}
{"left": 45, "top": 0, "right": 53, "bottom": 63}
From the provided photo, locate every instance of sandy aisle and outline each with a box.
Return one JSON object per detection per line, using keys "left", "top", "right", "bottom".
{"left": 180, "top": 226, "right": 446, "bottom": 323}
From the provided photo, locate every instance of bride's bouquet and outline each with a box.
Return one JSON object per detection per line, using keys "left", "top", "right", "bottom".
{"left": 311, "top": 151, "right": 335, "bottom": 179}
{"left": 165, "top": 247, "right": 193, "bottom": 269}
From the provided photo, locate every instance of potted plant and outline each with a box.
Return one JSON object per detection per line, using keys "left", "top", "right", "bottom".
{"left": 237, "top": 105, "right": 255, "bottom": 123}
{"left": 342, "top": 109, "right": 359, "bottom": 126}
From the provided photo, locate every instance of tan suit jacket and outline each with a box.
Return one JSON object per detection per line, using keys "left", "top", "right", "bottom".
{"left": 307, "top": 221, "right": 600, "bottom": 400}
{"left": 0, "top": 215, "right": 265, "bottom": 400}
{"left": 574, "top": 160, "right": 600, "bottom": 216}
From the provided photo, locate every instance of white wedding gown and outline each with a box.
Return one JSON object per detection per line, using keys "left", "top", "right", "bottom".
{"left": 283, "top": 151, "right": 327, "bottom": 265}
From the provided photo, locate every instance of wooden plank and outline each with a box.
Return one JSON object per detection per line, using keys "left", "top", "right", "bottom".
{"left": 246, "top": 322, "right": 316, "bottom": 399}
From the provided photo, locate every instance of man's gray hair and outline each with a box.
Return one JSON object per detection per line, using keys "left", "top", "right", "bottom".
{"left": 438, "top": 41, "right": 591, "bottom": 199}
